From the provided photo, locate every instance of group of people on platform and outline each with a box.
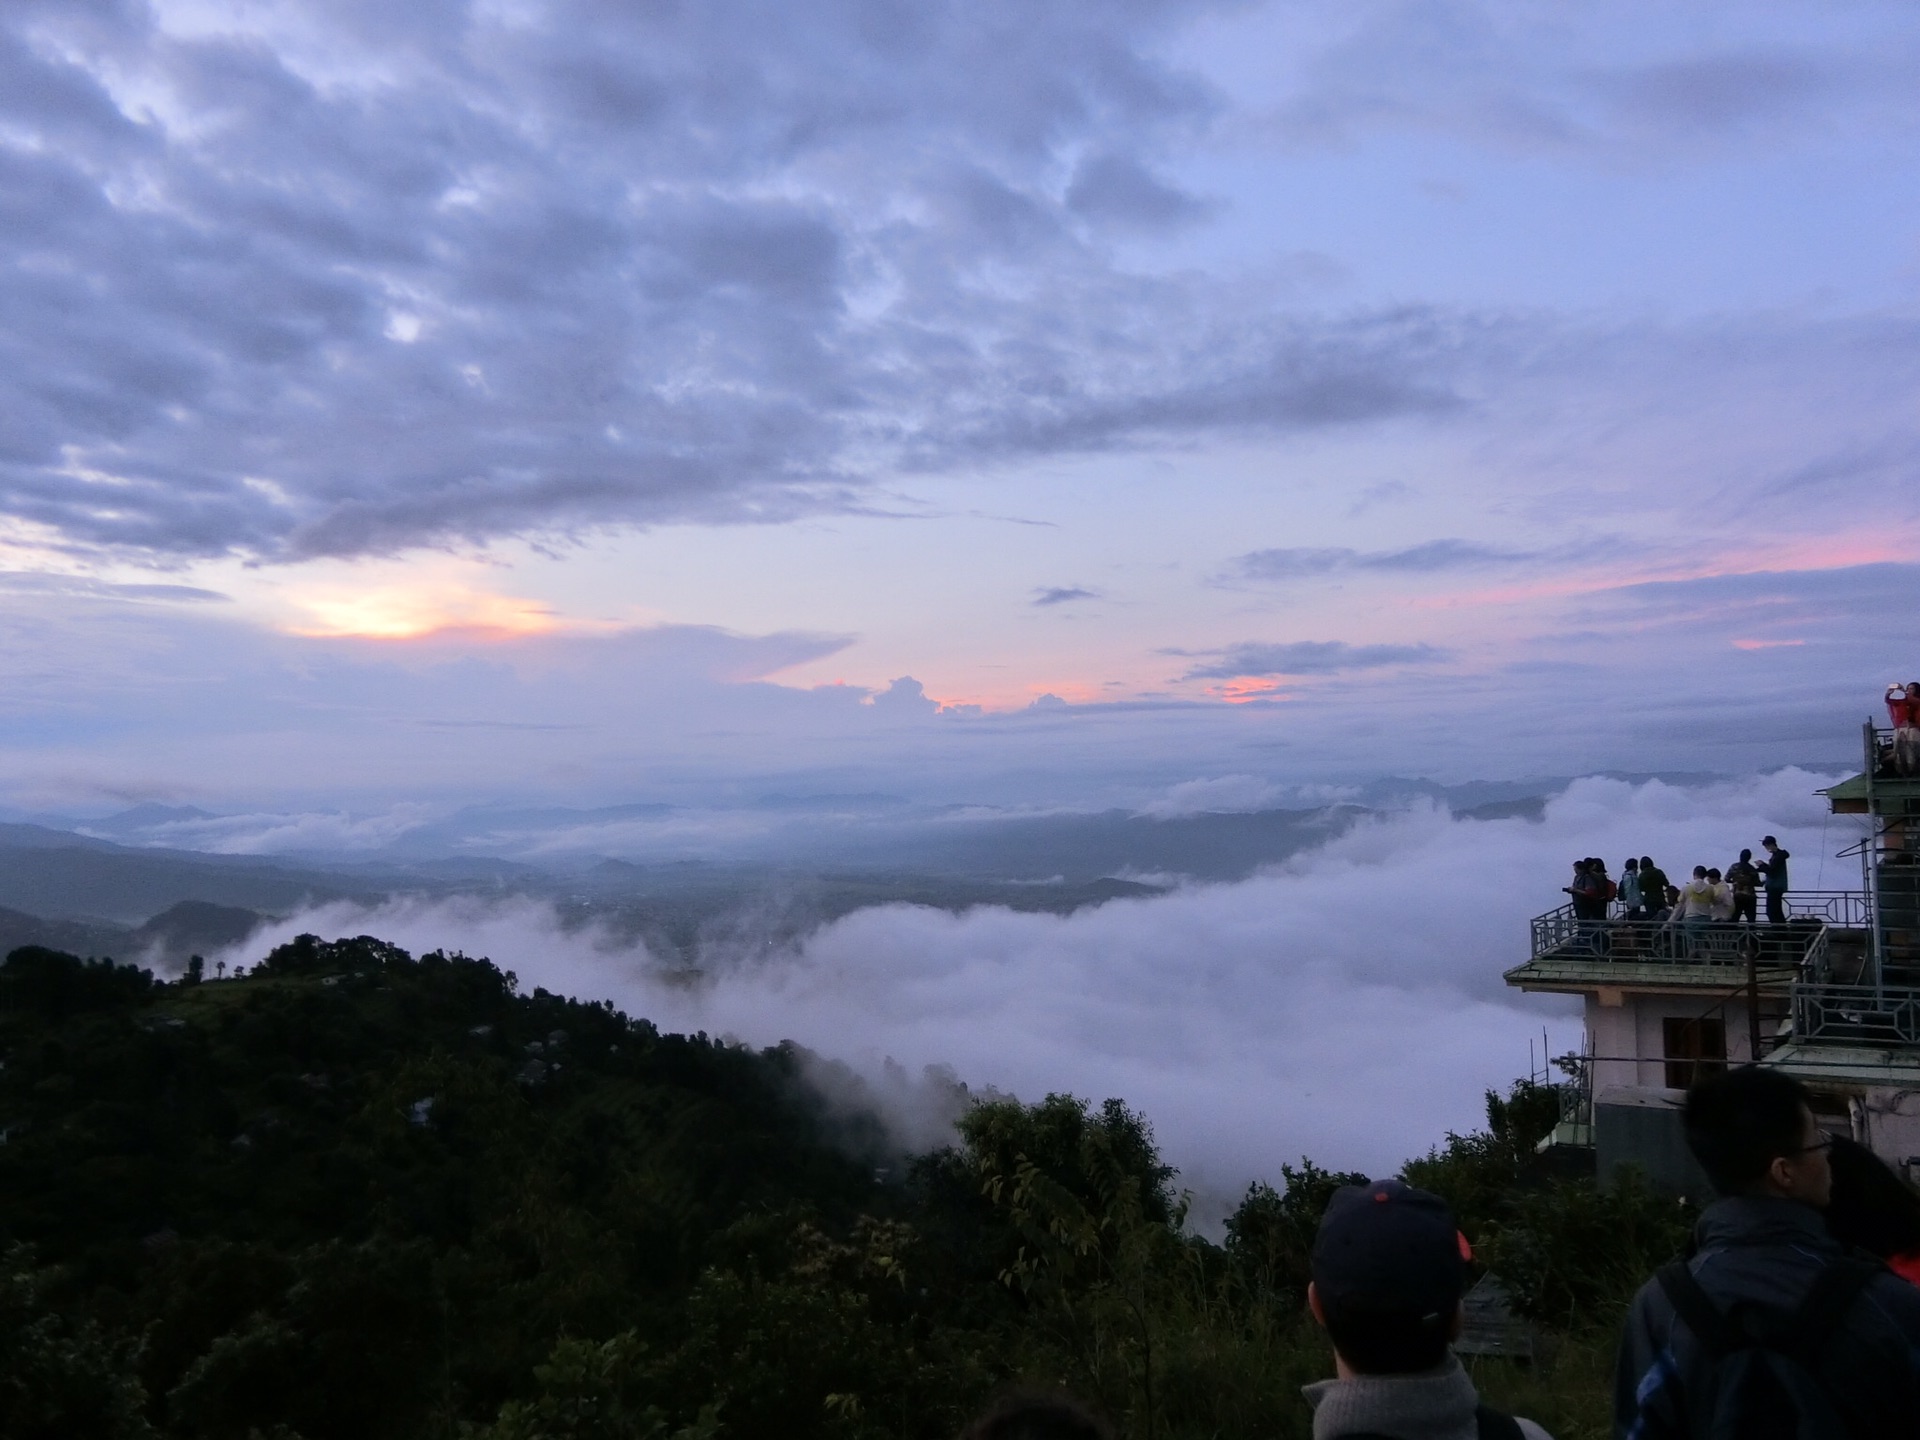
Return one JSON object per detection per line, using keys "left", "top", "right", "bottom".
{"left": 1564, "top": 839, "right": 1792, "bottom": 933}
{"left": 968, "top": 1066, "right": 1920, "bottom": 1440}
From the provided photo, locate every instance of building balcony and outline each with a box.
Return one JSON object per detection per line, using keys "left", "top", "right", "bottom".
{"left": 1506, "top": 894, "right": 1861, "bottom": 998}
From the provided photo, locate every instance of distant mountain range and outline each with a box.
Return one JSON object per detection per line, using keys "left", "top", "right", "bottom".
{"left": 0, "top": 769, "right": 1801, "bottom": 969}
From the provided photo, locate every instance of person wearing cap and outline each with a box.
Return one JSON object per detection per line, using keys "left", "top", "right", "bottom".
{"left": 1304, "top": 1178, "right": 1554, "bottom": 1440}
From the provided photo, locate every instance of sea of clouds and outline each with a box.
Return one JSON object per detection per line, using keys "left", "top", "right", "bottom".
{"left": 215, "top": 770, "right": 1858, "bottom": 1221}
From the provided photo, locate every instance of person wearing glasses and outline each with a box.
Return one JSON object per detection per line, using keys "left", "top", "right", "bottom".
{"left": 1612, "top": 1067, "right": 1920, "bottom": 1438}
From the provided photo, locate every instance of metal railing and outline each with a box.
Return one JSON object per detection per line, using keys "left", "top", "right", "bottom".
{"left": 1557, "top": 1056, "right": 1592, "bottom": 1130}
{"left": 1530, "top": 891, "right": 1867, "bottom": 959}
{"left": 1529, "top": 906, "right": 1831, "bottom": 970}
{"left": 1792, "top": 981, "right": 1920, "bottom": 1046}
{"left": 1777, "top": 891, "right": 1871, "bottom": 927}
{"left": 1869, "top": 725, "right": 1920, "bottom": 783}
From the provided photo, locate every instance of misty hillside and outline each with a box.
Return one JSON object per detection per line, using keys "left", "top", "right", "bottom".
{"left": 0, "top": 936, "right": 1653, "bottom": 1440}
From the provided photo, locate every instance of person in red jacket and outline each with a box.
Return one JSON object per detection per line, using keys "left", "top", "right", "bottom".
{"left": 1891, "top": 682, "right": 1920, "bottom": 777}
{"left": 1825, "top": 1134, "right": 1920, "bottom": 1288}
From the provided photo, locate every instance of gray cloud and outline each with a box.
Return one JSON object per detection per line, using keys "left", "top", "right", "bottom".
{"left": 1064, "top": 152, "right": 1212, "bottom": 228}
{"left": 0, "top": 571, "right": 228, "bottom": 603}
{"left": 1181, "top": 640, "right": 1447, "bottom": 678}
{"left": 0, "top": 0, "right": 1482, "bottom": 563}
{"left": 1231, "top": 539, "right": 1532, "bottom": 581}
{"left": 1257, "top": 6, "right": 1914, "bottom": 158}
{"left": 1033, "top": 586, "right": 1099, "bottom": 606}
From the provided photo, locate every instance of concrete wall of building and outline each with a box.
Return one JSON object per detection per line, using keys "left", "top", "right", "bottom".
{"left": 1594, "top": 1086, "right": 1715, "bottom": 1200}
{"left": 1585, "top": 992, "right": 1783, "bottom": 1092}
{"left": 1861, "top": 1087, "right": 1920, "bottom": 1182}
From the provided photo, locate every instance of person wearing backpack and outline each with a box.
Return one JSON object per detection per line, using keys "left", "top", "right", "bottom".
{"left": 1304, "top": 1178, "right": 1553, "bottom": 1440}
{"left": 1613, "top": 1067, "right": 1920, "bottom": 1439}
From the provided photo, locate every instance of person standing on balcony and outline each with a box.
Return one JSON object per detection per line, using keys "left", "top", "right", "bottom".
{"left": 1621, "top": 858, "right": 1644, "bottom": 915}
{"left": 1669, "top": 868, "right": 1715, "bottom": 955}
{"left": 1640, "top": 856, "right": 1670, "bottom": 918}
{"left": 1564, "top": 859, "right": 1605, "bottom": 921}
{"left": 1705, "top": 868, "right": 1733, "bottom": 922}
{"left": 1891, "top": 681, "right": 1920, "bottom": 777}
{"left": 1726, "top": 850, "right": 1760, "bottom": 926}
{"left": 1756, "top": 837, "right": 1790, "bottom": 924}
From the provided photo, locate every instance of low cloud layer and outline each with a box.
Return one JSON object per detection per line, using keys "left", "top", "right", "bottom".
{"left": 209, "top": 770, "right": 1852, "bottom": 1213}
{"left": 1180, "top": 639, "right": 1447, "bottom": 679}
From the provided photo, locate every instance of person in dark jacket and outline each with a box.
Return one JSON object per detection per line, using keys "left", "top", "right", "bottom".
{"left": 1725, "top": 850, "right": 1759, "bottom": 926}
{"left": 1756, "top": 837, "right": 1790, "bottom": 924}
{"left": 1613, "top": 1067, "right": 1920, "bottom": 1438}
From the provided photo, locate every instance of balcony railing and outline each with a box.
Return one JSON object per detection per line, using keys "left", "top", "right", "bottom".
{"left": 1528, "top": 905, "right": 1835, "bottom": 969}
{"left": 1869, "top": 726, "right": 1920, "bottom": 782}
{"left": 1792, "top": 981, "right": 1920, "bottom": 1046}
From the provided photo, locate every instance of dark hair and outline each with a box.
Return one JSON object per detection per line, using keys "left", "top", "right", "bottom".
{"left": 961, "top": 1392, "right": 1114, "bottom": 1440}
{"left": 1641, "top": 855, "right": 1656, "bottom": 868}
{"left": 1693, "top": 866, "right": 1708, "bottom": 878}
{"left": 1740, "top": 848, "right": 1752, "bottom": 861}
{"left": 1624, "top": 858, "right": 1638, "bottom": 871}
{"left": 1318, "top": 1294, "right": 1454, "bottom": 1374}
{"left": 1763, "top": 836, "right": 1777, "bottom": 846}
{"left": 1825, "top": 1136, "right": 1920, "bottom": 1259}
{"left": 1684, "top": 1067, "right": 1813, "bottom": 1196}
{"left": 1707, "top": 868, "right": 1722, "bottom": 882}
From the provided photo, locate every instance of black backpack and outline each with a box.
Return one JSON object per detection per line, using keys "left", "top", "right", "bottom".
{"left": 1341, "top": 1405, "right": 1523, "bottom": 1440}
{"left": 1655, "top": 1257, "right": 1883, "bottom": 1440}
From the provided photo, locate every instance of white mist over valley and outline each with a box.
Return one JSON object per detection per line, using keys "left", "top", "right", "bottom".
{"left": 193, "top": 769, "right": 1853, "bottom": 1217}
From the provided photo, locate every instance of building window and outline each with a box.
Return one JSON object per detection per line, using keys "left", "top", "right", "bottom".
{"left": 1663, "top": 1018, "right": 1727, "bottom": 1090}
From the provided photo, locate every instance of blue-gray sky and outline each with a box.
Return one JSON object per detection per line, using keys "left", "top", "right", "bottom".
{"left": 2, "top": 0, "right": 1918, "bottom": 819}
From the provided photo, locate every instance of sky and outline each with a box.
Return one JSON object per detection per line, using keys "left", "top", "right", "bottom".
{"left": 3, "top": 0, "right": 1920, "bottom": 814}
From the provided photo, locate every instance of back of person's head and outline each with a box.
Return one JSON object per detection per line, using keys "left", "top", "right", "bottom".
{"left": 960, "top": 1392, "right": 1113, "bottom": 1440}
{"left": 1707, "top": 868, "right": 1722, "bottom": 882}
{"left": 1310, "top": 1178, "right": 1467, "bottom": 1374}
{"left": 1740, "top": 848, "right": 1752, "bottom": 861}
{"left": 1763, "top": 836, "right": 1777, "bottom": 847}
{"left": 1824, "top": 1136, "right": 1920, "bottom": 1260}
{"left": 1624, "top": 857, "right": 1638, "bottom": 871}
{"left": 1693, "top": 865, "right": 1708, "bottom": 879}
{"left": 1642, "top": 855, "right": 1656, "bottom": 869}
{"left": 1666, "top": 886, "right": 1680, "bottom": 903}
{"left": 1685, "top": 1066, "right": 1813, "bottom": 1196}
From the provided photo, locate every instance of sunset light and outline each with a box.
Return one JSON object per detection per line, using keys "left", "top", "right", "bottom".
{"left": 283, "top": 583, "right": 564, "bottom": 640}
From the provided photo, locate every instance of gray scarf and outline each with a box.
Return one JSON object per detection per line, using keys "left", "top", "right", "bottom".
{"left": 1301, "top": 1355, "right": 1483, "bottom": 1440}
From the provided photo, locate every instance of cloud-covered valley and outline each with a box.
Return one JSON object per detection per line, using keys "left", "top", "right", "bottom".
{"left": 208, "top": 769, "right": 1856, "bottom": 1217}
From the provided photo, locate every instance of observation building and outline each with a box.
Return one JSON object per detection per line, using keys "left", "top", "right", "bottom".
{"left": 1504, "top": 709, "right": 1920, "bottom": 1192}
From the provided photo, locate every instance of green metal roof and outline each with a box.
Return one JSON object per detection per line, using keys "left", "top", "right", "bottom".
{"left": 1819, "top": 773, "right": 1869, "bottom": 802}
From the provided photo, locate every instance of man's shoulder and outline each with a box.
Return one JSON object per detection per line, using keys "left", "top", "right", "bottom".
{"left": 1860, "top": 1268, "right": 1920, "bottom": 1337}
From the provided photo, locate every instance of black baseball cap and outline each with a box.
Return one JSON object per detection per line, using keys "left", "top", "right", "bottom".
{"left": 1311, "top": 1178, "right": 1470, "bottom": 1319}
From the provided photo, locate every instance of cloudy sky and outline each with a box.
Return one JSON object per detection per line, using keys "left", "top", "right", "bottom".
{"left": 4, "top": 0, "right": 1919, "bottom": 814}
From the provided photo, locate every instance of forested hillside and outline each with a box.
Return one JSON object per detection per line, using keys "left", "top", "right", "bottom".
{"left": 0, "top": 938, "right": 1685, "bottom": 1440}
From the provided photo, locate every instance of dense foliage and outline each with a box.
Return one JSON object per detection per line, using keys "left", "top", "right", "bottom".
{"left": 0, "top": 939, "right": 1686, "bottom": 1439}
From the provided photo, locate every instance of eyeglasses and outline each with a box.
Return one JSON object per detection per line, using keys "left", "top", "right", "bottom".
{"left": 1789, "top": 1133, "right": 1836, "bottom": 1158}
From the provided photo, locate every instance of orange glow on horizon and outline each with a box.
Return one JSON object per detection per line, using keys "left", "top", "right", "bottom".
{"left": 1213, "top": 677, "right": 1291, "bottom": 705}
{"left": 283, "top": 583, "right": 566, "bottom": 640}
